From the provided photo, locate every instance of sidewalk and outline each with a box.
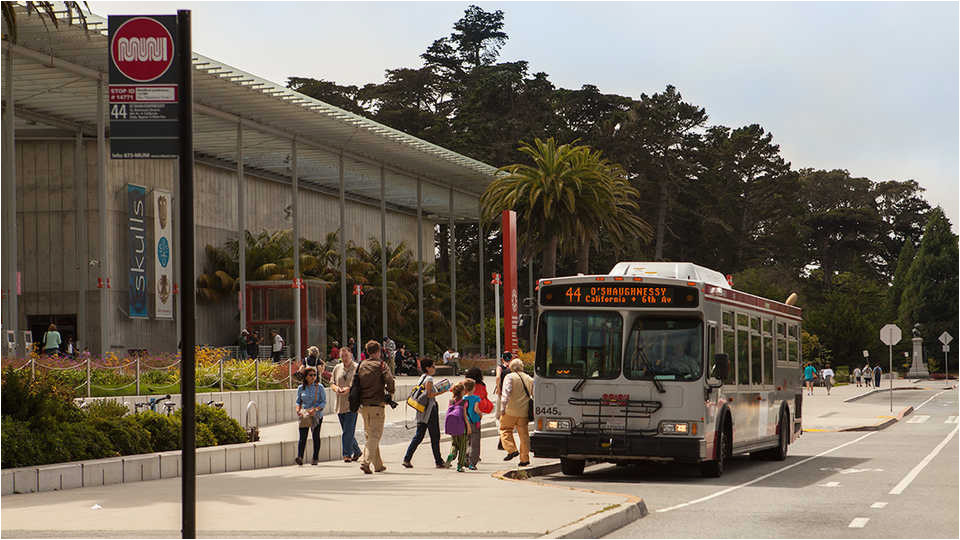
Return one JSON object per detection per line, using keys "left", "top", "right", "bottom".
{"left": 800, "top": 378, "right": 933, "bottom": 432}
{"left": 1, "top": 429, "right": 627, "bottom": 538}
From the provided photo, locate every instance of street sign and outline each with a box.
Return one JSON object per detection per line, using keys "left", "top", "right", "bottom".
{"left": 939, "top": 331, "right": 953, "bottom": 345}
{"left": 108, "top": 15, "right": 180, "bottom": 159}
{"left": 943, "top": 345, "right": 950, "bottom": 352}
{"left": 880, "top": 324, "right": 902, "bottom": 346}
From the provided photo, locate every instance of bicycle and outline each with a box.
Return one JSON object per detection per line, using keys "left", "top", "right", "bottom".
{"left": 134, "top": 394, "right": 174, "bottom": 414}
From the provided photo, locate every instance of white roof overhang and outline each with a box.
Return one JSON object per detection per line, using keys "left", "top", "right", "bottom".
{"left": 1, "top": 5, "right": 498, "bottom": 220}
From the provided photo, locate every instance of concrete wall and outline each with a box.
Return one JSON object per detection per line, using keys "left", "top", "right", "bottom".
{"left": 14, "top": 138, "right": 440, "bottom": 354}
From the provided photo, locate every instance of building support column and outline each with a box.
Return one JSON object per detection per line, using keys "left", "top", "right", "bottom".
{"left": 75, "top": 130, "right": 87, "bottom": 352}
{"left": 2, "top": 47, "right": 18, "bottom": 355}
{"left": 339, "top": 152, "right": 347, "bottom": 347}
{"left": 380, "top": 166, "right": 387, "bottom": 340}
{"left": 97, "top": 80, "right": 108, "bottom": 355}
{"left": 416, "top": 178, "right": 424, "bottom": 356}
{"left": 449, "top": 188, "right": 457, "bottom": 351}
{"left": 291, "top": 139, "right": 301, "bottom": 362}
{"left": 478, "top": 204, "right": 484, "bottom": 357}
{"left": 237, "top": 122, "right": 245, "bottom": 339}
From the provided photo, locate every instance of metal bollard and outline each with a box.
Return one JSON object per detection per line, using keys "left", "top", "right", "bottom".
{"left": 86, "top": 357, "right": 91, "bottom": 397}
{"left": 255, "top": 357, "right": 260, "bottom": 391}
{"left": 31, "top": 357, "right": 36, "bottom": 381}
{"left": 219, "top": 356, "right": 224, "bottom": 392}
{"left": 136, "top": 356, "right": 141, "bottom": 395}
{"left": 288, "top": 359, "right": 292, "bottom": 389}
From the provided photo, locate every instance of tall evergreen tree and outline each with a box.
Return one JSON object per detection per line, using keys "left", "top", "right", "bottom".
{"left": 887, "top": 238, "right": 915, "bottom": 323}
{"left": 898, "top": 208, "right": 959, "bottom": 354}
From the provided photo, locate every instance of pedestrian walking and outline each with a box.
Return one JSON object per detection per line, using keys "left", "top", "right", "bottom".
{"left": 444, "top": 382, "right": 472, "bottom": 472}
{"left": 295, "top": 366, "right": 326, "bottom": 466}
{"left": 270, "top": 330, "right": 285, "bottom": 363}
{"left": 863, "top": 363, "right": 872, "bottom": 387}
{"left": 245, "top": 330, "right": 260, "bottom": 361}
{"left": 803, "top": 362, "right": 816, "bottom": 396}
{"left": 461, "top": 378, "right": 483, "bottom": 469}
{"left": 402, "top": 358, "right": 449, "bottom": 469}
{"left": 330, "top": 349, "right": 362, "bottom": 462}
{"left": 499, "top": 358, "right": 533, "bottom": 466}
{"left": 495, "top": 352, "right": 512, "bottom": 450}
{"left": 873, "top": 364, "right": 882, "bottom": 387}
{"left": 853, "top": 366, "right": 862, "bottom": 387}
{"left": 821, "top": 364, "right": 835, "bottom": 395}
{"left": 41, "top": 324, "right": 62, "bottom": 358}
{"left": 356, "top": 340, "right": 395, "bottom": 474}
{"left": 65, "top": 336, "right": 76, "bottom": 359}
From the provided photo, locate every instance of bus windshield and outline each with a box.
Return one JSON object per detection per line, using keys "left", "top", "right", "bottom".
{"left": 536, "top": 311, "right": 622, "bottom": 379}
{"left": 624, "top": 318, "right": 702, "bottom": 381}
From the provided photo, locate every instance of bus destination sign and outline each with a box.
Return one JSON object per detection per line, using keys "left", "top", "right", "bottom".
{"left": 540, "top": 283, "right": 699, "bottom": 308}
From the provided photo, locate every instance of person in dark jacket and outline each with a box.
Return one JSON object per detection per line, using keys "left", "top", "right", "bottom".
{"left": 356, "top": 340, "right": 395, "bottom": 474}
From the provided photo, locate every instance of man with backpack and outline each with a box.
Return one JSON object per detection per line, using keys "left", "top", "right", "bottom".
{"left": 355, "top": 340, "right": 395, "bottom": 474}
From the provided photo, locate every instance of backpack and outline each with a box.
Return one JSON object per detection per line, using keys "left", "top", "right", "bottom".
{"left": 444, "top": 399, "right": 467, "bottom": 436}
{"left": 476, "top": 382, "right": 493, "bottom": 414}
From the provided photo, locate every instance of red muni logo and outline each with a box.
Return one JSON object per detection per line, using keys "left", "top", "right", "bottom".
{"left": 111, "top": 17, "right": 175, "bottom": 82}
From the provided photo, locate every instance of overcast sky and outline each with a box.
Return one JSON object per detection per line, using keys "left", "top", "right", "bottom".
{"left": 93, "top": 1, "right": 959, "bottom": 230}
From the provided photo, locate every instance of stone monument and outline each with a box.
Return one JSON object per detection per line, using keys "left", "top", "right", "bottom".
{"left": 907, "top": 325, "right": 930, "bottom": 378}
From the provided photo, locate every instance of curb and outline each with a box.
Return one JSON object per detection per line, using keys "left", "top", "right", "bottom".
{"left": 840, "top": 405, "right": 914, "bottom": 432}
{"left": 843, "top": 386, "right": 924, "bottom": 403}
{"left": 494, "top": 463, "right": 648, "bottom": 538}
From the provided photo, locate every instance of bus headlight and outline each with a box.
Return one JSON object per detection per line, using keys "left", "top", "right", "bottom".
{"left": 659, "top": 421, "right": 694, "bottom": 435}
{"left": 544, "top": 418, "right": 572, "bottom": 431}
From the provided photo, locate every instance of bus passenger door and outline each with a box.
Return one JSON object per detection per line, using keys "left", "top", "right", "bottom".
{"left": 705, "top": 322, "right": 721, "bottom": 424}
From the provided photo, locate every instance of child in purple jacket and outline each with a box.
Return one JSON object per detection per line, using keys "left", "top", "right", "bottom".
{"left": 444, "top": 383, "right": 472, "bottom": 472}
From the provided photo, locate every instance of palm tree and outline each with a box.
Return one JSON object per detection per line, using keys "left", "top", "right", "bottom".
{"left": 482, "top": 137, "right": 651, "bottom": 277}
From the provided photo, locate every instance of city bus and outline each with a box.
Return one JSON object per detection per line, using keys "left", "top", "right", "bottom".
{"left": 530, "top": 262, "right": 803, "bottom": 477}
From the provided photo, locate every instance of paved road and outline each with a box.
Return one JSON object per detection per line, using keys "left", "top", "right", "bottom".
{"left": 533, "top": 388, "right": 958, "bottom": 538}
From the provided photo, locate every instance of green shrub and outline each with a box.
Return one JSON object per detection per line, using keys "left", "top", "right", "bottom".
{"left": 84, "top": 399, "right": 130, "bottom": 419}
{"left": 49, "top": 422, "right": 117, "bottom": 463}
{"left": 195, "top": 422, "right": 217, "bottom": 447}
{"left": 1, "top": 417, "right": 40, "bottom": 468}
{"left": 192, "top": 404, "right": 247, "bottom": 445}
{"left": 1, "top": 368, "right": 82, "bottom": 428}
{"left": 88, "top": 416, "right": 153, "bottom": 456}
{"left": 132, "top": 411, "right": 181, "bottom": 452}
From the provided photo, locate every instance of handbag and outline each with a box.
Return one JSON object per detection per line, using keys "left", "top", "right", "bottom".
{"left": 348, "top": 363, "right": 363, "bottom": 413}
{"left": 406, "top": 375, "right": 429, "bottom": 413}
{"left": 299, "top": 412, "right": 314, "bottom": 428}
{"left": 520, "top": 373, "right": 534, "bottom": 419}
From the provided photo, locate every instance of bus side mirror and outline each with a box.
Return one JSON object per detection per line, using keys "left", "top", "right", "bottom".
{"left": 518, "top": 314, "right": 529, "bottom": 332}
{"left": 713, "top": 353, "right": 729, "bottom": 381}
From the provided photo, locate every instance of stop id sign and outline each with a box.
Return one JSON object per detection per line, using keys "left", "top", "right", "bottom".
{"left": 880, "top": 324, "right": 902, "bottom": 346}
{"left": 110, "top": 16, "right": 175, "bottom": 82}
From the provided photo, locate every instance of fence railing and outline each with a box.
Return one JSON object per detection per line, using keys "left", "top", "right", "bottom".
{"left": 6, "top": 354, "right": 298, "bottom": 398}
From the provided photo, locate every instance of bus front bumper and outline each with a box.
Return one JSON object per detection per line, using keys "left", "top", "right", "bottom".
{"left": 532, "top": 432, "right": 706, "bottom": 462}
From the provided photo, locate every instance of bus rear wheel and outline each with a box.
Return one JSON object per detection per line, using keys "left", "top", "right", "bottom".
{"left": 560, "top": 457, "right": 586, "bottom": 476}
{"left": 760, "top": 409, "right": 789, "bottom": 461}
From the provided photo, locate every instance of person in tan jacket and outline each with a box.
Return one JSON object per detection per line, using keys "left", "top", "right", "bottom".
{"left": 499, "top": 358, "right": 533, "bottom": 466}
{"left": 355, "top": 340, "right": 395, "bottom": 474}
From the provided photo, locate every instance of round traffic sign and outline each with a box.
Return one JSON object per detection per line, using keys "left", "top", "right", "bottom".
{"left": 110, "top": 17, "right": 175, "bottom": 82}
{"left": 880, "top": 324, "right": 902, "bottom": 346}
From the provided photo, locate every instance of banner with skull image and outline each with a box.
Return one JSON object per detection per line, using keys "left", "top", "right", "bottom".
{"left": 154, "top": 189, "right": 174, "bottom": 319}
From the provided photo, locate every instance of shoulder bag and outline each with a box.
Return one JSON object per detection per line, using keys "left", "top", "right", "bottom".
{"left": 406, "top": 374, "right": 429, "bottom": 413}
{"left": 348, "top": 362, "right": 363, "bottom": 413}
{"left": 520, "top": 373, "right": 534, "bottom": 420}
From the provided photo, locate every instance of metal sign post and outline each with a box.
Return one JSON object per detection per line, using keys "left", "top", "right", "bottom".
{"left": 880, "top": 324, "right": 902, "bottom": 413}
{"left": 354, "top": 284, "right": 363, "bottom": 357}
{"left": 940, "top": 332, "right": 953, "bottom": 388}
{"left": 492, "top": 273, "right": 501, "bottom": 359}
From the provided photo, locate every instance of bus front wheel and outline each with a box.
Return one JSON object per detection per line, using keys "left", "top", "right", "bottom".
{"left": 560, "top": 457, "right": 586, "bottom": 476}
{"left": 701, "top": 420, "right": 729, "bottom": 478}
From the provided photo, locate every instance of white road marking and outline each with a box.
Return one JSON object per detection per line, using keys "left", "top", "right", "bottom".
{"left": 848, "top": 518, "right": 870, "bottom": 528}
{"left": 914, "top": 390, "right": 947, "bottom": 411}
{"left": 907, "top": 415, "right": 930, "bottom": 424}
{"left": 819, "top": 466, "right": 883, "bottom": 474}
{"left": 945, "top": 416, "right": 958, "bottom": 424}
{"left": 817, "top": 481, "right": 841, "bottom": 487}
{"left": 656, "top": 432, "right": 876, "bottom": 513}
{"left": 871, "top": 502, "right": 887, "bottom": 508}
{"left": 889, "top": 425, "right": 959, "bottom": 495}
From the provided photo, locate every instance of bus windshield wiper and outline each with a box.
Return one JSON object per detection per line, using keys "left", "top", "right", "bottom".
{"left": 634, "top": 340, "right": 665, "bottom": 394}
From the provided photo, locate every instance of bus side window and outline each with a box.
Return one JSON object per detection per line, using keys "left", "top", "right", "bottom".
{"left": 708, "top": 323, "right": 718, "bottom": 379}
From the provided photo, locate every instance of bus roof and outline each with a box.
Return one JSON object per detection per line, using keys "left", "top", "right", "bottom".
{"left": 608, "top": 262, "right": 731, "bottom": 290}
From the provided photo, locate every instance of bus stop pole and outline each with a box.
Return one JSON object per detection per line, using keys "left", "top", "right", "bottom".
{"left": 177, "top": 10, "right": 197, "bottom": 539}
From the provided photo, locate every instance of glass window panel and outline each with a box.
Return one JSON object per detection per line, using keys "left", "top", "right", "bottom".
{"left": 751, "top": 317, "right": 760, "bottom": 332}
{"left": 777, "top": 335, "right": 787, "bottom": 363}
{"left": 722, "top": 311, "right": 733, "bottom": 328}
{"left": 763, "top": 336, "right": 774, "bottom": 384}
{"left": 762, "top": 319, "right": 772, "bottom": 335}
{"left": 788, "top": 338, "right": 798, "bottom": 364}
{"left": 268, "top": 288, "right": 294, "bottom": 321}
{"left": 737, "top": 329, "right": 749, "bottom": 385}
{"left": 751, "top": 333, "right": 762, "bottom": 384}
{"left": 777, "top": 322, "right": 786, "bottom": 337}
{"left": 536, "top": 311, "right": 622, "bottom": 379}
{"left": 708, "top": 325, "right": 717, "bottom": 379}
{"left": 625, "top": 318, "right": 703, "bottom": 381}
{"left": 737, "top": 313, "right": 748, "bottom": 328}
{"left": 723, "top": 329, "right": 736, "bottom": 385}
